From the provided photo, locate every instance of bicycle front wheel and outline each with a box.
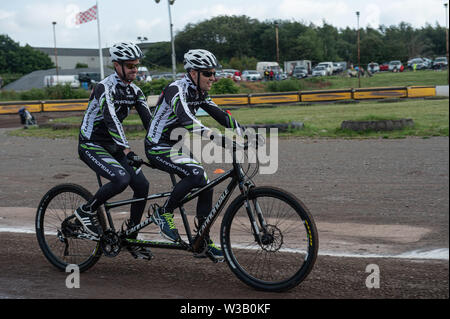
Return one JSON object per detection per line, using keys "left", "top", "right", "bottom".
{"left": 35, "top": 183, "right": 104, "bottom": 272}
{"left": 221, "top": 187, "right": 318, "bottom": 292}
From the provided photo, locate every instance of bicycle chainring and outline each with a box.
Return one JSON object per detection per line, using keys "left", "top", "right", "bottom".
{"left": 100, "top": 230, "right": 121, "bottom": 257}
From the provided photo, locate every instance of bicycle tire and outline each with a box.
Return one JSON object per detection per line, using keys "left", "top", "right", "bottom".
{"left": 220, "top": 186, "right": 318, "bottom": 292}
{"left": 35, "top": 183, "right": 105, "bottom": 272}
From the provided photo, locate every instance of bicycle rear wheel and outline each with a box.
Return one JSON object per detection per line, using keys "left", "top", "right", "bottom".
{"left": 35, "top": 183, "right": 105, "bottom": 272}
{"left": 221, "top": 186, "right": 318, "bottom": 292}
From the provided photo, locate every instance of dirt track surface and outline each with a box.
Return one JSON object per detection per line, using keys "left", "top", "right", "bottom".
{"left": 0, "top": 120, "right": 448, "bottom": 300}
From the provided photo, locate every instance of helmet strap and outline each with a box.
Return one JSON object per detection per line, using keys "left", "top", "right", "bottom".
{"left": 187, "top": 70, "right": 203, "bottom": 95}
{"left": 196, "top": 71, "right": 202, "bottom": 94}
{"left": 116, "top": 61, "right": 132, "bottom": 84}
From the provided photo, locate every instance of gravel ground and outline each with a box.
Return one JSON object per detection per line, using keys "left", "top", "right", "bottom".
{"left": 0, "top": 120, "right": 448, "bottom": 301}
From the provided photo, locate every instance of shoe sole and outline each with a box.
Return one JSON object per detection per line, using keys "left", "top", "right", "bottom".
{"left": 157, "top": 230, "right": 180, "bottom": 242}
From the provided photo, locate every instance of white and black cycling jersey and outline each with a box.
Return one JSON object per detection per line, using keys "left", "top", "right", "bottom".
{"left": 145, "top": 74, "right": 243, "bottom": 146}
{"left": 79, "top": 73, "right": 152, "bottom": 149}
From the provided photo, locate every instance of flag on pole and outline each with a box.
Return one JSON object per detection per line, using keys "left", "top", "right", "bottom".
{"left": 75, "top": 5, "right": 97, "bottom": 25}
{"left": 75, "top": 2, "right": 105, "bottom": 80}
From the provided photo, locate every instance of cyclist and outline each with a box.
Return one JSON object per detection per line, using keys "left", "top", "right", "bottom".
{"left": 75, "top": 42, "right": 153, "bottom": 259}
{"left": 145, "top": 49, "right": 245, "bottom": 259}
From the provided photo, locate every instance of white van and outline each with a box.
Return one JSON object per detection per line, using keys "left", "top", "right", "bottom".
{"left": 44, "top": 75, "right": 80, "bottom": 88}
{"left": 256, "top": 62, "right": 281, "bottom": 77}
{"left": 317, "top": 62, "right": 334, "bottom": 76}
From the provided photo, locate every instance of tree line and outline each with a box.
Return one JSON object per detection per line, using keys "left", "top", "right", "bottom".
{"left": 0, "top": 35, "right": 54, "bottom": 74}
{"left": 143, "top": 15, "right": 447, "bottom": 70}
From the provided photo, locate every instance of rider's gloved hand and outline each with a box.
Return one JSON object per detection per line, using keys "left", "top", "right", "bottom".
{"left": 126, "top": 151, "right": 143, "bottom": 168}
{"left": 207, "top": 130, "right": 248, "bottom": 150}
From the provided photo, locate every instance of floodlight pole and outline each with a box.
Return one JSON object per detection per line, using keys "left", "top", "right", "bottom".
{"left": 52, "top": 21, "right": 59, "bottom": 81}
{"left": 155, "top": 0, "right": 177, "bottom": 80}
{"left": 168, "top": 0, "right": 176, "bottom": 80}
{"left": 356, "top": 11, "right": 361, "bottom": 88}
{"left": 445, "top": 3, "right": 448, "bottom": 84}
{"left": 275, "top": 21, "right": 280, "bottom": 64}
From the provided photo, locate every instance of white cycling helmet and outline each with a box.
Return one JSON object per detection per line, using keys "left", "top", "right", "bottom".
{"left": 110, "top": 42, "right": 143, "bottom": 62}
{"left": 183, "top": 49, "right": 221, "bottom": 70}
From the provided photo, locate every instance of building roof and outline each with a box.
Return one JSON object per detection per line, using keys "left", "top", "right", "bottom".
{"left": 34, "top": 47, "right": 109, "bottom": 57}
{"left": 3, "top": 67, "right": 114, "bottom": 91}
{"left": 33, "top": 43, "right": 152, "bottom": 57}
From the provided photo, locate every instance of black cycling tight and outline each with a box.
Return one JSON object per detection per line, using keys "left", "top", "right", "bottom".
{"left": 78, "top": 142, "right": 149, "bottom": 226}
{"left": 145, "top": 145, "right": 213, "bottom": 219}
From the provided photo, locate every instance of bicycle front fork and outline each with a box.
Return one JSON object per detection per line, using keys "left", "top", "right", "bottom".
{"left": 244, "top": 197, "right": 269, "bottom": 245}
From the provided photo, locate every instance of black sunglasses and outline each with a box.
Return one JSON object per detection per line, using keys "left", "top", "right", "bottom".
{"left": 200, "top": 70, "right": 216, "bottom": 77}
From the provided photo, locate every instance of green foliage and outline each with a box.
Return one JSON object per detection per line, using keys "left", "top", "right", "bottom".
{"left": 291, "top": 28, "right": 325, "bottom": 62}
{"left": 209, "top": 78, "right": 240, "bottom": 95}
{"left": 75, "top": 63, "right": 89, "bottom": 68}
{"left": 265, "top": 79, "right": 305, "bottom": 92}
{"left": 141, "top": 42, "right": 172, "bottom": 68}
{"left": 225, "top": 56, "right": 258, "bottom": 71}
{"left": 135, "top": 78, "right": 172, "bottom": 96}
{"left": 147, "top": 16, "right": 447, "bottom": 69}
{"left": 175, "top": 15, "right": 264, "bottom": 62}
{"left": 0, "top": 35, "right": 54, "bottom": 74}
{"left": 0, "top": 73, "right": 22, "bottom": 87}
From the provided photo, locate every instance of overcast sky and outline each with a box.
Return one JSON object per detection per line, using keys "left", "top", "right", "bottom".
{"left": 1, "top": 0, "right": 448, "bottom": 49}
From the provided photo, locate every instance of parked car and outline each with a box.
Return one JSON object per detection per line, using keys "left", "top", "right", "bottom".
{"left": 241, "top": 70, "right": 262, "bottom": 81}
{"left": 407, "top": 58, "right": 427, "bottom": 70}
{"left": 292, "top": 66, "right": 308, "bottom": 79}
{"left": 388, "top": 60, "right": 404, "bottom": 72}
{"left": 312, "top": 66, "right": 327, "bottom": 77}
{"left": 222, "top": 69, "right": 241, "bottom": 77}
{"left": 214, "top": 71, "right": 226, "bottom": 80}
{"left": 335, "top": 61, "right": 347, "bottom": 72}
{"left": 367, "top": 62, "right": 380, "bottom": 73}
{"left": 221, "top": 69, "right": 241, "bottom": 81}
{"left": 379, "top": 62, "right": 389, "bottom": 71}
{"left": 152, "top": 73, "right": 174, "bottom": 80}
{"left": 422, "top": 57, "right": 433, "bottom": 69}
{"left": 279, "top": 72, "right": 288, "bottom": 80}
{"left": 433, "top": 57, "right": 448, "bottom": 69}
{"left": 317, "top": 62, "right": 333, "bottom": 75}
{"left": 332, "top": 63, "right": 344, "bottom": 74}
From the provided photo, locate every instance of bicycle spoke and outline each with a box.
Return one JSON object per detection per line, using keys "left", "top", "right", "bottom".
{"left": 222, "top": 187, "right": 318, "bottom": 291}
{"left": 36, "top": 184, "right": 102, "bottom": 271}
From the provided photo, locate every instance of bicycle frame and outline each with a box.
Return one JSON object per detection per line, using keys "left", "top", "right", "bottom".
{"left": 97, "top": 148, "right": 250, "bottom": 254}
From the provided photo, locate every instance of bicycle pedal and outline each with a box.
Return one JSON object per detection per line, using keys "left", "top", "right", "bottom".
{"left": 193, "top": 251, "right": 224, "bottom": 263}
{"left": 206, "top": 252, "right": 225, "bottom": 263}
